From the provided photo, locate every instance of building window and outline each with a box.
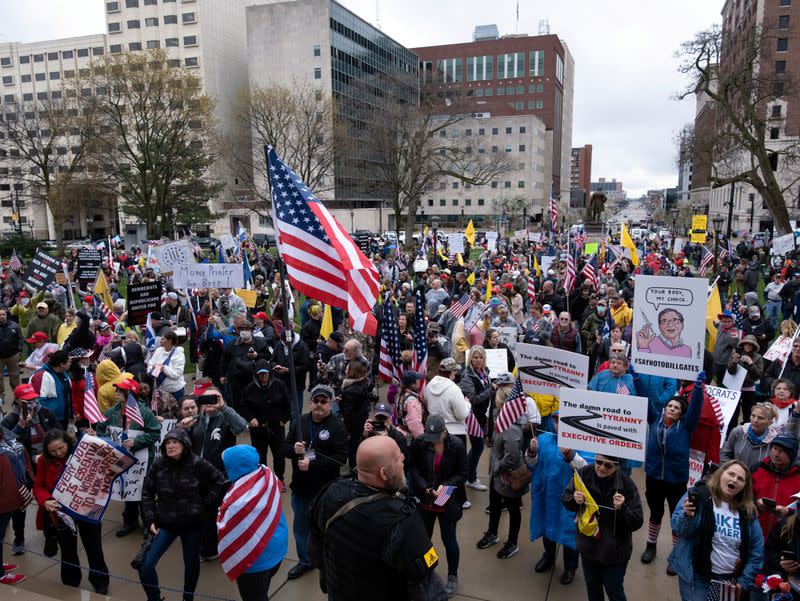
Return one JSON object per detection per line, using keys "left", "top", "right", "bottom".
{"left": 774, "top": 81, "right": 785, "bottom": 96}
{"left": 496, "top": 87, "right": 505, "bottom": 96}
{"left": 466, "top": 55, "right": 493, "bottom": 81}
{"left": 556, "top": 54, "right": 564, "bottom": 84}
{"left": 772, "top": 105, "right": 783, "bottom": 118}
{"left": 129, "top": 42, "right": 143, "bottom": 51}
{"left": 184, "top": 35, "right": 197, "bottom": 46}
{"left": 497, "top": 52, "right": 524, "bottom": 78}
{"left": 519, "top": 126, "right": 526, "bottom": 133}
{"left": 778, "top": 38, "right": 789, "bottom": 52}
{"left": 19, "top": 55, "right": 30, "bottom": 64}
{"left": 182, "top": 12, "right": 196, "bottom": 23}
{"left": 77, "top": 49, "right": 88, "bottom": 58}
{"left": 780, "top": 0, "right": 791, "bottom": 5}
{"left": 64, "top": 70, "right": 74, "bottom": 78}
{"left": 484, "top": 88, "right": 493, "bottom": 96}
{"left": 33, "top": 54, "right": 43, "bottom": 62}
{"left": 51, "top": 91, "right": 62, "bottom": 99}
{"left": 452, "top": 199, "right": 458, "bottom": 206}
{"left": 109, "top": 22, "right": 121, "bottom": 32}
{"left": 37, "top": 92, "right": 48, "bottom": 100}
{"left": 164, "top": 15, "right": 178, "bottom": 24}
{"left": 49, "top": 71, "right": 60, "bottom": 80}
{"left": 147, "top": 40, "right": 160, "bottom": 49}
{"left": 515, "top": 85, "right": 524, "bottom": 94}
{"left": 184, "top": 57, "right": 198, "bottom": 67}
{"left": 126, "top": 0, "right": 139, "bottom": 7}
{"left": 478, "top": 128, "right": 485, "bottom": 135}
{"left": 505, "top": 127, "right": 512, "bottom": 134}
{"left": 0, "top": 57, "right": 10, "bottom": 67}
{"left": 110, "top": 44, "right": 122, "bottom": 54}
{"left": 62, "top": 50, "right": 73, "bottom": 59}
{"left": 165, "top": 38, "right": 179, "bottom": 47}
{"left": 491, "top": 182, "right": 498, "bottom": 188}
{"left": 451, "top": 182, "right": 458, "bottom": 189}
{"left": 34, "top": 73, "right": 45, "bottom": 81}
{"left": 478, "top": 198, "right": 484, "bottom": 206}
{"left": 776, "top": 60, "right": 787, "bottom": 74}
{"left": 519, "top": 144, "right": 526, "bottom": 151}
{"left": 536, "top": 100, "right": 543, "bottom": 109}
{"left": 465, "top": 199, "right": 472, "bottom": 206}
{"left": 127, "top": 20, "right": 141, "bottom": 29}
{"left": 145, "top": 0, "right": 157, "bottom": 4}
{"left": 436, "top": 58, "right": 463, "bottom": 83}
{"left": 528, "top": 100, "right": 535, "bottom": 109}
{"left": 167, "top": 59, "right": 180, "bottom": 67}
{"left": 93, "top": 47, "right": 104, "bottom": 55}
{"left": 515, "top": 100, "right": 524, "bottom": 109}
{"left": 518, "top": 181, "right": 525, "bottom": 188}
{"left": 47, "top": 52, "right": 58, "bottom": 60}
{"left": 506, "top": 86, "right": 514, "bottom": 95}
{"left": 313, "top": 45, "right": 321, "bottom": 57}
{"left": 22, "top": 93, "right": 32, "bottom": 101}
{"left": 504, "top": 181, "right": 511, "bottom": 188}
{"left": 439, "top": 199, "right": 446, "bottom": 207}
{"left": 1, "top": 76, "right": 11, "bottom": 85}
{"left": 779, "top": 15, "right": 790, "bottom": 29}
{"left": 21, "top": 74, "right": 31, "bottom": 83}
{"left": 529, "top": 50, "right": 545, "bottom": 76}
{"left": 491, "top": 127, "right": 498, "bottom": 135}
{"left": 146, "top": 17, "right": 159, "bottom": 27}
{"left": 504, "top": 145, "right": 512, "bottom": 152}
{"left": 314, "top": 68, "right": 321, "bottom": 79}
{"left": 107, "top": 1, "right": 119, "bottom": 11}
{"left": 770, "top": 127, "right": 780, "bottom": 139}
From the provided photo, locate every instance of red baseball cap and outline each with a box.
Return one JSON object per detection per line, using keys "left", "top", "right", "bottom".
{"left": 252, "top": 312, "right": 268, "bottom": 320}
{"left": 18, "top": 291, "right": 29, "bottom": 298}
{"left": 26, "top": 332, "right": 48, "bottom": 344}
{"left": 84, "top": 296, "right": 93, "bottom": 303}
{"left": 14, "top": 383, "right": 38, "bottom": 401}
{"left": 115, "top": 379, "right": 140, "bottom": 395}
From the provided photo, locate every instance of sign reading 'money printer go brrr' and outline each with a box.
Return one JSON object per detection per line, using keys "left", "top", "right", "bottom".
{"left": 172, "top": 263, "right": 242, "bottom": 289}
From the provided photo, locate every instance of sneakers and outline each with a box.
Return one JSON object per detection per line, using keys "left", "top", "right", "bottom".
{"left": 476, "top": 532, "right": 499, "bottom": 549}
{"left": 497, "top": 542, "right": 519, "bottom": 559}
{"left": 444, "top": 575, "right": 458, "bottom": 598}
{"left": 465, "top": 479, "right": 488, "bottom": 491}
{"left": 462, "top": 500, "right": 471, "bottom": 509}
{"left": 11, "top": 540, "right": 23, "bottom": 556}
{"left": 0, "top": 573, "right": 26, "bottom": 585}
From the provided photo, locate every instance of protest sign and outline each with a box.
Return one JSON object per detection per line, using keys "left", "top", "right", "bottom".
{"left": 528, "top": 232, "right": 542, "bottom": 243}
{"left": 772, "top": 233, "right": 796, "bottom": 256}
{"left": 152, "top": 240, "right": 196, "bottom": 273}
{"left": 153, "top": 418, "right": 177, "bottom": 461}
{"left": 483, "top": 348, "right": 509, "bottom": 378}
{"left": 496, "top": 326, "right": 518, "bottom": 350}
{"left": 413, "top": 258, "right": 428, "bottom": 272}
{"left": 22, "top": 250, "right": 61, "bottom": 290}
{"left": 126, "top": 281, "right": 163, "bottom": 327}
{"left": 763, "top": 334, "right": 796, "bottom": 363}
{"left": 673, "top": 237, "right": 685, "bottom": 253}
{"left": 687, "top": 449, "right": 705, "bottom": 488}
{"left": 515, "top": 342, "right": 589, "bottom": 397}
{"left": 172, "top": 263, "right": 242, "bottom": 289}
{"left": 631, "top": 275, "right": 706, "bottom": 380}
{"left": 52, "top": 435, "right": 136, "bottom": 523}
{"left": 722, "top": 365, "right": 747, "bottom": 392}
{"left": 705, "top": 385, "right": 741, "bottom": 438}
{"left": 448, "top": 233, "right": 465, "bottom": 255}
{"left": 219, "top": 233, "right": 236, "bottom": 252}
{"left": 75, "top": 247, "right": 102, "bottom": 283}
{"left": 513, "top": 230, "right": 528, "bottom": 243}
{"left": 584, "top": 242, "right": 599, "bottom": 255}
{"left": 485, "top": 231, "right": 498, "bottom": 251}
{"left": 235, "top": 288, "right": 258, "bottom": 308}
{"left": 107, "top": 427, "right": 148, "bottom": 502}
{"left": 541, "top": 256, "right": 556, "bottom": 275}
{"left": 558, "top": 388, "right": 648, "bottom": 462}
{"left": 691, "top": 215, "right": 707, "bottom": 243}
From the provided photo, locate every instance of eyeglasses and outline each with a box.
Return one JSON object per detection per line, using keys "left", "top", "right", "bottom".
{"left": 595, "top": 459, "right": 618, "bottom": 469}
{"left": 658, "top": 318, "right": 682, "bottom": 326}
{"left": 311, "top": 398, "right": 330, "bottom": 405}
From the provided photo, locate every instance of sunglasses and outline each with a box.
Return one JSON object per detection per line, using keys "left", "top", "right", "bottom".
{"left": 595, "top": 459, "right": 618, "bottom": 469}
{"left": 311, "top": 398, "right": 331, "bottom": 405}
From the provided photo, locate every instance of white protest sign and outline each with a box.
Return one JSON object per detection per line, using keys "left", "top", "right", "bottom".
{"left": 485, "top": 231, "right": 498, "bottom": 251}
{"left": 557, "top": 387, "right": 648, "bottom": 462}
{"left": 172, "top": 263, "right": 243, "bottom": 289}
{"left": 107, "top": 427, "right": 148, "bottom": 502}
{"left": 496, "top": 326, "right": 518, "bottom": 350}
{"left": 772, "top": 233, "right": 795, "bottom": 256}
{"left": 705, "top": 385, "right": 741, "bottom": 441}
{"left": 722, "top": 365, "right": 747, "bottom": 392}
{"left": 219, "top": 233, "right": 236, "bottom": 252}
{"left": 541, "top": 256, "right": 556, "bottom": 275}
{"left": 413, "top": 258, "right": 428, "bottom": 272}
{"left": 448, "top": 233, "right": 465, "bottom": 255}
{"left": 513, "top": 229, "right": 528, "bottom": 242}
{"left": 687, "top": 449, "right": 705, "bottom": 488}
{"left": 528, "top": 232, "right": 542, "bottom": 243}
{"left": 763, "top": 335, "right": 796, "bottom": 363}
{"left": 484, "top": 348, "right": 509, "bottom": 378}
{"left": 153, "top": 418, "right": 178, "bottom": 461}
{"left": 515, "top": 342, "right": 589, "bottom": 398}
{"left": 631, "top": 275, "right": 706, "bottom": 380}
{"left": 152, "top": 241, "right": 196, "bottom": 273}
{"left": 673, "top": 238, "right": 685, "bottom": 254}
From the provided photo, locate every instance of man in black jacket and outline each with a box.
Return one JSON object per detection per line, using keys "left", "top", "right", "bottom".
{"left": 0, "top": 308, "right": 22, "bottom": 400}
{"left": 220, "top": 321, "right": 270, "bottom": 410}
{"left": 309, "top": 435, "right": 447, "bottom": 601}
{"left": 283, "top": 384, "right": 347, "bottom": 580}
{"left": 272, "top": 331, "right": 310, "bottom": 415}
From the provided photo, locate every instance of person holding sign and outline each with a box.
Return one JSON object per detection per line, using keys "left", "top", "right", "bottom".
{"left": 640, "top": 373, "right": 705, "bottom": 573}
{"left": 669, "top": 460, "right": 763, "bottom": 601}
{"left": 727, "top": 335, "right": 764, "bottom": 430}
{"left": 147, "top": 330, "right": 186, "bottom": 403}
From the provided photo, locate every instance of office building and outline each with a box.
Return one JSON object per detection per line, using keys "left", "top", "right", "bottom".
{"left": 570, "top": 144, "right": 592, "bottom": 208}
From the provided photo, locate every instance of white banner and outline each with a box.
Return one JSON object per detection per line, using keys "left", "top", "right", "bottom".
{"left": 557, "top": 387, "right": 648, "bottom": 462}
{"left": 763, "top": 335, "right": 795, "bottom": 363}
{"left": 447, "top": 233, "right": 465, "bottom": 255}
{"left": 496, "top": 326, "right": 518, "bottom": 350}
{"left": 152, "top": 241, "right": 196, "bottom": 273}
{"left": 52, "top": 435, "right": 137, "bottom": 523}
{"left": 219, "top": 233, "right": 236, "bottom": 252}
{"left": 107, "top": 427, "right": 149, "bottom": 502}
{"left": 772, "top": 233, "right": 796, "bottom": 256}
{"left": 484, "top": 348, "right": 509, "bottom": 378}
{"left": 705, "top": 385, "right": 741, "bottom": 442}
{"left": 486, "top": 231, "right": 498, "bottom": 251}
{"left": 515, "top": 342, "right": 589, "bottom": 398}
{"left": 541, "top": 256, "right": 556, "bottom": 275}
{"left": 673, "top": 237, "right": 685, "bottom": 254}
{"left": 687, "top": 448, "right": 705, "bottom": 488}
{"left": 528, "top": 232, "right": 542, "bottom": 243}
{"left": 631, "top": 275, "right": 706, "bottom": 380}
{"left": 722, "top": 365, "right": 747, "bottom": 392}
{"left": 172, "top": 263, "right": 243, "bottom": 289}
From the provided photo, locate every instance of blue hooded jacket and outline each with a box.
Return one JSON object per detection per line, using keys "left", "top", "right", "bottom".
{"left": 635, "top": 373, "right": 678, "bottom": 413}
{"left": 587, "top": 369, "right": 634, "bottom": 394}
{"left": 221, "top": 445, "right": 288, "bottom": 574}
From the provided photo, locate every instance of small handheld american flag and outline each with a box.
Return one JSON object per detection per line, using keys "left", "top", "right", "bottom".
{"left": 465, "top": 412, "right": 484, "bottom": 438}
{"left": 82, "top": 370, "right": 106, "bottom": 425}
{"left": 449, "top": 293, "right": 476, "bottom": 319}
{"left": 699, "top": 246, "right": 714, "bottom": 277}
{"left": 616, "top": 381, "right": 630, "bottom": 395}
{"left": 9, "top": 251, "right": 22, "bottom": 272}
{"left": 433, "top": 485, "right": 456, "bottom": 507}
{"left": 708, "top": 579, "right": 739, "bottom": 601}
{"left": 495, "top": 377, "right": 527, "bottom": 434}
{"left": 123, "top": 392, "right": 145, "bottom": 427}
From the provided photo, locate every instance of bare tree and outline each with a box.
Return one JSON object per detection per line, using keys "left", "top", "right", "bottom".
{"left": 677, "top": 24, "right": 800, "bottom": 234}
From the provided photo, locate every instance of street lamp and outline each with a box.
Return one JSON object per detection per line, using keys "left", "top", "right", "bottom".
{"left": 28, "top": 219, "right": 34, "bottom": 239}
{"left": 431, "top": 215, "right": 440, "bottom": 265}
{"left": 670, "top": 208, "right": 678, "bottom": 239}
{"left": 349, "top": 208, "right": 354, "bottom": 234}
{"left": 712, "top": 215, "right": 724, "bottom": 276}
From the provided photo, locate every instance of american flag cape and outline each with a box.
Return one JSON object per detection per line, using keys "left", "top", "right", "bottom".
{"left": 218, "top": 465, "right": 283, "bottom": 581}
{"left": 122, "top": 393, "right": 144, "bottom": 427}
{"left": 495, "top": 377, "right": 527, "bottom": 434}
{"left": 82, "top": 370, "right": 106, "bottom": 425}
{"left": 527, "top": 276, "right": 537, "bottom": 303}
{"left": 449, "top": 293, "right": 476, "bottom": 319}
{"left": 266, "top": 146, "right": 379, "bottom": 336}
{"left": 413, "top": 290, "right": 428, "bottom": 393}
{"left": 378, "top": 303, "right": 403, "bottom": 382}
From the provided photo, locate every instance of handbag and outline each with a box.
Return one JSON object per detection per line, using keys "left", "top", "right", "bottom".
{"left": 507, "top": 465, "right": 532, "bottom": 492}
{"left": 131, "top": 532, "right": 155, "bottom": 570}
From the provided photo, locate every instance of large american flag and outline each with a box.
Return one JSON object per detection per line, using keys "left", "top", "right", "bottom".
{"left": 218, "top": 465, "right": 283, "bottom": 581}
{"left": 581, "top": 254, "right": 598, "bottom": 290}
{"left": 413, "top": 290, "right": 428, "bottom": 384}
{"left": 549, "top": 194, "right": 558, "bottom": 234}
{"left": 527, "top": 275, "right": 537, "bottom": 303}
{"left": 563, "top": 243, "right": 577, "bottom": 294}
{"left": 82, "top": 370, "right": 106, "bottom": 425}
{"left": 699, "top": 246, "right": 714, "bottom": 277}
{"left": 266, "top": 146, "right": 379, "bottom": 335}
{"left": 450, "top": 293, "right": 476, "bottom": 319}
{"left": 378, "top": 303, "right": 403, "bottom": 382}
{"left": 122, "top": 392, "right": 144, "bottom": 427}
{"left": 495, "top": 376, "right": 527, "bottom": 434}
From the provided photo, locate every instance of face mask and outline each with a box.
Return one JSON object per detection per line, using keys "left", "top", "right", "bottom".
{"left": 240, "top": 330, "right": 253, "bottom": 342}
{"left": 20, "top": 298, "right": 29, "bottom": 306}
{"left": 597, "top": 306, "right": 607, "bottom": 315}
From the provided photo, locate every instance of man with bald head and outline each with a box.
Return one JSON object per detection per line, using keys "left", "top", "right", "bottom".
{"left": 310, "top": 436, "right": 447, "bottom": 601}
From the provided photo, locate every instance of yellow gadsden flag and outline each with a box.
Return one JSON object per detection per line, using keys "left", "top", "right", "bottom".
{"left": 465, "top": 219, "right": 476, "bottom": 246}
{"left": 533, "top": 255, "right": 541, "bottom": 277}
{"left": 573, "top": 470, "right": 601, "bottom": 538}
{"left": 94, "top": 270, "right": 114, "bottom": 311}
{"left": 485, "top": 272, "right": 492, "bottom": 304}
{"left": 706, "top": 283, "right": 722, "bottom": 352}
{"left": 620, "top": 223, "right": 639, "bottom": 267}
{"left": 466, "top": 272, "right": 475, "bottom": 285}
{"left": 320, "top": 304, "right": 333, "bottom": 340}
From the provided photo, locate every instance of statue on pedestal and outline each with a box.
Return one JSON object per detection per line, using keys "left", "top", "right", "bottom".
{"left": 587, "top": 191, "right": 607, "bottom": 222}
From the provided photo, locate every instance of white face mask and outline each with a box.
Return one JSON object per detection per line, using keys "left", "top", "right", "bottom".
{"left": 20, "top": 298, "right": 29, "bottom": 306}
{"left": 597, "top": 306, "right": 607, "bottom": 315}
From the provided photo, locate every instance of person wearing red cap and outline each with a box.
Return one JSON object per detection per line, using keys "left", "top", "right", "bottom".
{"left": 21, "top": 332, "right": 58, "bottom": 372}
{"left": 10, "top": 289, "right": 45, "bottom": 332}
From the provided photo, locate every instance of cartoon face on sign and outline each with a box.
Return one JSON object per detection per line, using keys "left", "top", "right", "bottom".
{"left": 636, "top": 308, "right": 692, "bottom": 358}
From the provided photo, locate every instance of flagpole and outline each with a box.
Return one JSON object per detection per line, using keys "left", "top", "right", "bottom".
{"left": 778, "top": 324, "right": 800, "bottom": 379}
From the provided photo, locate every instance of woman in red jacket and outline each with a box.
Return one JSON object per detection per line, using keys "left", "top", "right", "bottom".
{"left": 0, "top": 428, "right": 30, "bottom": 585}
{"left": 33, "top": 429, "right": 109, "bottom": 595}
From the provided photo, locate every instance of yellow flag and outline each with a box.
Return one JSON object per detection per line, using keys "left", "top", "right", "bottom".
{"left": 438, "top": 249, "right": 448, "bottom": 262}
{"left": 706, "top": 283, "right": 722, "bottom": 352}
{"left": 620, "top": 223, "right": 639, "bottom": 267}
{"left": 465, "top": 219, "right": 475, "bottom": 245}
{"left": 573, "top": 470, "right": 600, "bottom": 538}
{"left": 533, "top": 255, "right": 541, "bottom": 277}
{"left": 423, "top": 225, "right": 429, "bottom": 237}
{"left": 94, "top": 270, "right": 114, "bottom": 310}
{"left": 457, "top": 253, "right": 464, "bottom": 266}
{"left": 467, "top": 272, "right": 475, "bottom": 285}
{"left": 320, "top": 304, "right": 333, "bottom": 340}
{"left": 485, "top": 272, "right": 492, "bottom": 304}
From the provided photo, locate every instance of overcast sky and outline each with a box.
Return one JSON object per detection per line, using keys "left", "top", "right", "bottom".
{"left": 0, "top": 0, "right": 723, "bottom": 197}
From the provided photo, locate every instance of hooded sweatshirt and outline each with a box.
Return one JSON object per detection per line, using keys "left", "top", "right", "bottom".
{"left": 423, "top": 375, "right": 471, "bottom": 436}
{"left": 95, "top": 359, "right": 134, "bottom": 413}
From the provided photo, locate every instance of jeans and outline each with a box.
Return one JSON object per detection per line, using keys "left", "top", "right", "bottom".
{"left": 291, "top": 494, "right": 312, "bottom": 567}
{"left": 54, "top": 519, "right": 109, "bottom": 592}
{"left": 766, "top": 299, "right": 783, "bottom": 331}
{"left": 236, "top": 563, "right": 282, "bottom": 601}
{"left": 0, "top": 511, "right": 11, "bottom": 577}
{"left": 138, "top": 526, "right": 203, "bottom": 601}
{"left": 421, "top": 510, "right": 460, "bottom": 577}
{"left": 581, "top": 557, "right": 628, "bottom": 601}
{"left": 467, "top": 435, "right": 484, "bottom": 483}
{"left": 542, "top": 536, "right": 579, "bottom": 571}
{"left": 171, "top": 388, "right": 185, "bottom": 403}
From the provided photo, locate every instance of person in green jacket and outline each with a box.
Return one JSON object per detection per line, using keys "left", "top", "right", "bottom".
{"left": 26, "top": 301, "right": 62, "bottom": 343}
{"left": 10, "top": 289, "right": 46, "bottom": 333}
{"left": 94, "top": 378, "right": 160, "bottom": 537}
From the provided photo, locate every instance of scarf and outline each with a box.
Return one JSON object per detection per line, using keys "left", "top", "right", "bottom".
{"left": 771, "top": 395, "right": 796, "bottom": 410}
{"left": 746, "top": 424, "right": 769, "bottom": 447}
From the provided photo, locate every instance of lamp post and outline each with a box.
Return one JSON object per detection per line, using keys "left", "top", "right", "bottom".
{"left": 349, "top": 208, "right": 354, "bottom": 234}
{"left": 431, "top": 215, "right": 440, "bottom": 265}
{"left": 712, "top": 215, "right": 724, "bottom": 276}
{"left": 461, "top": 207, "right": 464, "bottom": 229}
{"left": 670, "top": 208, "right": 678, "bottom": 239}
{"left": 523, "top": 206, "right": 528, "bottom": 231}
{"left": 28, "top": 219, "right": 34, "bottom": 239}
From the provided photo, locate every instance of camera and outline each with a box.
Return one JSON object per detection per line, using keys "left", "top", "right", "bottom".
{"left": 369, "top": 419, "right": 386, "bottom": 433}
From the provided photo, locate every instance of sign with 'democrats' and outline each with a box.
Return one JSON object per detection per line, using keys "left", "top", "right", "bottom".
{"left": 557, "top": 388, "right": 648, "bottom": 462}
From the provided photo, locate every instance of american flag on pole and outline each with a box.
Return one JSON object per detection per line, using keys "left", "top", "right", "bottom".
{"left": 123, "top": 392, "right": 144, "bottom": 427}
{"left": 465, "top": 412, "right": 484, "bottom": 438}
{"left": 9, "top": 250, "right": 22, "bottom": 272}
{"left": 413, "top": 289, "right": 428, "bottom": 389}
{"left": 433, "top": 485, "right": 456, "bottom": 507}
{"left": 218, "top": 465, "right": 283, "bottom": 581}
{"left": 730, "top": 294, "right": 746, "bottom": 329}
{"left": 82, "top": 370, "right": 106, "bottom": 424}
{"left": 581, "top": 254, "right": 598, "bottom": 290}
{"left": 699, "top": 246, "right": 714, "bottom": 277}
{"left": 495, "top": 377, "right": 527, "bottom": 434}
{"left": 449, "top": 293, "right": 476, "bottom": 319}
{"left": 708, "top": 579, "right": 738, "bottom": 601}
{"left": 378, "top": 303, "right": 403, "bottom": 382}
{"left": 144, "top": 313, "right": 157, "bottom": 352}
{"left": 527, "top": 275, "right": 537, "bottom": 303}
{"left": 266, "top": 146, "right": 380, "bottom": 336}
{"left": 549, "top": 194, "right": 558, "bottom": 234}
{"left": 563, "top": 242, "right": 577, "bottom": 294}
